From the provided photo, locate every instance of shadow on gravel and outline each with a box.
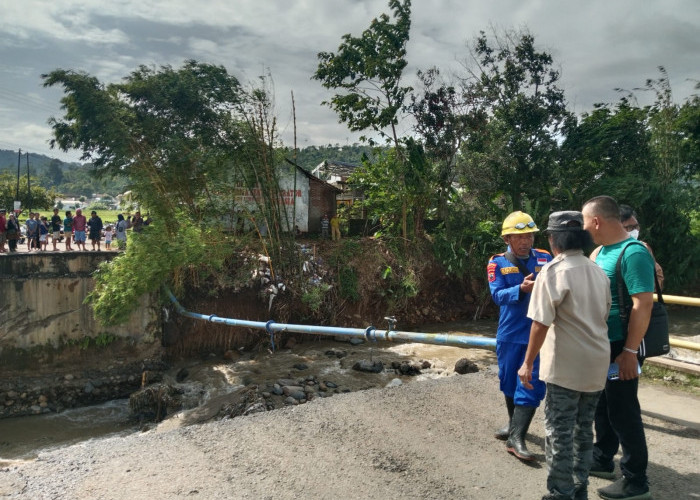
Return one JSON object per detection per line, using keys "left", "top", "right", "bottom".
{"left": 647, "top": 462, "right": 700, "bottom": 498}
{"left": 643, "top": 420, "right": 700, "bottom": 439}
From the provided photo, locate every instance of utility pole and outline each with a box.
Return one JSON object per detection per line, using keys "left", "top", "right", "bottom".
{"left": 16, "top": 149, "right": 21, "bottom": 202}
{"left": 26, "top": 152, "right": 31, "bottom": 214}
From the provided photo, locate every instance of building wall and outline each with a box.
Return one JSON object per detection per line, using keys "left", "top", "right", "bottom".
{"left": 308, "top": 178, "right": 337, "bottom": 233}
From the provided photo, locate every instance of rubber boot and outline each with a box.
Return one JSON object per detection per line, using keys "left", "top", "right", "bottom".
{"left": 494, "top": 396, "right": 515, "bottom": 440}
{"left": 506, "top": 405, "right": 536, "bottom": 461}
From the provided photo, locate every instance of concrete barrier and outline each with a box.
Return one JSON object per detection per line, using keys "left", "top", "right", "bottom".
{"left": 0, "top": 252, "right": 158, "bottom": 351}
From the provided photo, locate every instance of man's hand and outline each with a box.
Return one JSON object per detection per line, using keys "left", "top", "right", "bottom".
{"left": 615, "top": 350, "right": 640, "bottom": 380}
{"left": 520, "top": 273, "right": 536, "bottom": 294}
{"left": 518, "top": 363, "right": 534, "bottom": 390}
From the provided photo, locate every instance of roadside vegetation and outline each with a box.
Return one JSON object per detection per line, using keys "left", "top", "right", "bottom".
{"left": 643, "top": 364, "right": 700, "bottom": 395}
{"left": 36, "top": 0, "right": 697, "bottom": 328}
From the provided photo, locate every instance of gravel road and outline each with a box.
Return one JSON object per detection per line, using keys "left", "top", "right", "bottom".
{"left": 1, "top": 371, "right": 698, "bottom": 500}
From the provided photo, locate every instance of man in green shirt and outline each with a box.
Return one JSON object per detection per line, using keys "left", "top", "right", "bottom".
{"left": 582, "top": 196, "right": 654, "bottom": 500}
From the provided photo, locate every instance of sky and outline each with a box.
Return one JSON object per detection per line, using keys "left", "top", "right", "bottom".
{"left": 1, "top": 0, "right": 698, "bottom": 163}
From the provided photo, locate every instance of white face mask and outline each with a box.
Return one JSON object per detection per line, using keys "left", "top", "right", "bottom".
{"left": 628, "top": 229, "right": 640, "bottom": 240}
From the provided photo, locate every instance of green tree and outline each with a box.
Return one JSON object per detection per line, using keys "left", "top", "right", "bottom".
{"left": 44, "top": 159, "right": 64, "bottom": 187}
{"left": 314, "top": 0, "right": 437, "bottom": 238}
{"left": 561, "top": 69, "right": 700, "bottom": 290}
{"left": 43, "top": 61, "right": 246, "bottom": 231}
{"left": 0, "top": 173, "right": 57, "bottom": 212}
{"left": 314, "top": 0, "right": 411, "bottom": 146}
{"left": 44, "top": 61, "right": 297, "bottom": 324}
{"left": 459, "top": 29, "right": 572, "bottom": 221}
{"left": 560, "top": 101, "right": 653, "bottom": 206}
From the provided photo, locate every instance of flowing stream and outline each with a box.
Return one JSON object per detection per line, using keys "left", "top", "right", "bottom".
{"left": 1, "top": 311, "right": 697, "bottom": 465}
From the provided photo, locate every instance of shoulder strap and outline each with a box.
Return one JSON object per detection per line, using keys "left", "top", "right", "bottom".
{"left": 616, "top": 241, "right": 663, "bottom": 326}
{"left": 504, "top": 251, "right": 530, "bottom": 276}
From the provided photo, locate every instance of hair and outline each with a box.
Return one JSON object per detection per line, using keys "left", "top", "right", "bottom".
{"left": 549, "top": 229, "right": 594, "bottom": 252}
{"left": 619, "top": 204, "right": 637, "bottom": 222}
{"left": 583, "top": 195, "right": 620, "bottom": 220}
{"left": 118, "top": 213, "right": 125, "bottom": 221}
{"left": 66, "top": 210, "right": 72, "bottom": 216}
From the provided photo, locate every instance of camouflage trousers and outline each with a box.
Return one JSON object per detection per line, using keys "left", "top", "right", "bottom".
{"left": 544, "top": 383, "right": 602, "bottom": 499}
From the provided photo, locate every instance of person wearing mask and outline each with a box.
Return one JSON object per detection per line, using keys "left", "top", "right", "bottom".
{"left": 582, "top": 196, "right": 654, "bottom": 500}
{"left": 518, "top": 211, "right": 611, "bottom": 500}
{"left": 487, "top": 211, "right": 552, "bottom": 461}
{"left": 619, "top": 205, "right": 663, "bottom": 290}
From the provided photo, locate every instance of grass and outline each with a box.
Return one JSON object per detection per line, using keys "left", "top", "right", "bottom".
{"left": 642, "top": 363, "right": 700, "bottom": 396}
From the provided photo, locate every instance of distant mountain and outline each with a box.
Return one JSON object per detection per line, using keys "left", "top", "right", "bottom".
{"left": 0, "top": 144, "right": 379, "bottom": 198}
{"left": 0, "top": 149, "right": 82, "bottom": 175}
{"left": 291, "top": 144, "right": 380, "bottom": 171}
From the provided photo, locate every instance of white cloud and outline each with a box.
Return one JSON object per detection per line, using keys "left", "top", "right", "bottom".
{"left": 0, "top": 0, "right": 697, "bottom": 162}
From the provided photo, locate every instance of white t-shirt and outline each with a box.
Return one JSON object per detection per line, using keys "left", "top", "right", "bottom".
{"left": 527, "top": 249, "right": 611, "bottom": 393}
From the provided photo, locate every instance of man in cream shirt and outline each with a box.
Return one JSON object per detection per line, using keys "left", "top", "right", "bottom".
{"left": 518, "top": 211, "right": 611, "bottom": 500}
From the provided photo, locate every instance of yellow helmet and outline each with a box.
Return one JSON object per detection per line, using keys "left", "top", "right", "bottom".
{"left": 501, "top": 211, "right": 539, "bottom": 236}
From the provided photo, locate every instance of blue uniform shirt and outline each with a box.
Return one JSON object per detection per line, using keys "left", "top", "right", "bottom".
{"left": 488, "top": 247, "right": 552, "bottom": 344}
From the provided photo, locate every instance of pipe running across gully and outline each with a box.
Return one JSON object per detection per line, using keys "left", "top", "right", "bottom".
{"left": 165, "top": 288, "right": 497, "bottom": 351}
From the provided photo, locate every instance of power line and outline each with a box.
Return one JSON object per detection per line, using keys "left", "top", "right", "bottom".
{"left": 0, "top": 88, "right": 62, "bottom": 115}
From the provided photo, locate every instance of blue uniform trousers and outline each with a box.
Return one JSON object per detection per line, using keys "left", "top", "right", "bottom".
{"left": 497, "top": 340, "right": 546, "bottom": 407}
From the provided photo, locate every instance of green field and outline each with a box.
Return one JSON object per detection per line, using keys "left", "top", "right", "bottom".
{"left": 18, "top": 209, "right": 132, "bottom": 226}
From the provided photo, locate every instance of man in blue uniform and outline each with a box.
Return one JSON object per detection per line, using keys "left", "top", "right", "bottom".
{"left": 488, "top": 211, "right": 551, "bottom": 461}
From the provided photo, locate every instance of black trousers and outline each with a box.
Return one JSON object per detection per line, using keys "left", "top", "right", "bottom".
{"left": 593, "top": 340, "right": 648, "bottom": 486}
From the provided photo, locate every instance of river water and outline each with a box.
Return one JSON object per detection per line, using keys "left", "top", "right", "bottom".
{"left": 1, "top": 310, "right": 697, "bottom": 465}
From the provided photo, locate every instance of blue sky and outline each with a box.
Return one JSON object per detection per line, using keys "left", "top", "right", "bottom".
{"left": 1, "top": 0, "right": 698, "bottom": 162}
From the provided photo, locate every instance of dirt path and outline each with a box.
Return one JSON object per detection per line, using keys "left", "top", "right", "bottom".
{"left": 2, "top": 370, "right": 698, "bottom": 500}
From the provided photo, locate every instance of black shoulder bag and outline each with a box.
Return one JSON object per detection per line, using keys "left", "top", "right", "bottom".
{"left": 616, "top": 242, "right": 670, "bottom": 358}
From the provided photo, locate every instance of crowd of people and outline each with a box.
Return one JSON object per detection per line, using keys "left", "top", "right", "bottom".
{"left": 0, "top": 208, "right": 149, "bottom": 253}
{"left": 489, "top": 196, "right": 659, "bottom": 500}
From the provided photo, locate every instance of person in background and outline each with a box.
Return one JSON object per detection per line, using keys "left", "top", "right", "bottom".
{"left": 619, "top": 205, "right": 664, "bottom": 290}
{"left": 104, "top": 225, "right": 114, "bottom": 250}
{"left": 38, "top": 216, "right": 49, "bottom": 251}
{"left": 0, "top": 208, "right": 6, "bottom": 253}
{"left": 63, "top": 211, "right": 74, "bottom": 251}
{"left": 88, "top": 211, "right": 104, "bottom": 251}
{"left": 50, "top": 208, "right": 62, "bottom": 251}
{"left": 6, "top": 213, "right": 20, "bottom": 252}
{"left": 115, "top": 213, "right": 129, "bottom": 250}
{"left": 73, "top": 209, "right": 87, "bottom": 251}
{"left": 131, "top": 211, "right": 144, "bottom": 233}
{"left": 488, "top": 211, "right": 552, "bottom": 461}
{"left": 25, "top": 212, "right": 39, "bottom": 251}
{"left": 518, "top": 211, "right": 611, "bottom": 500}
{"left": 582, "top": 196, "right": 653, "bottom": 500}
{"left": 321, "top": 213, "right": 330, "bottom": 239}
{"left": 330, "top": 213, "right": 341, "bottom": 241}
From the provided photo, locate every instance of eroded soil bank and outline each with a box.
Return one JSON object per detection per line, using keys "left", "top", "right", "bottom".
{"left": 2, "top": 237, "right": 492, "bottom": 419}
